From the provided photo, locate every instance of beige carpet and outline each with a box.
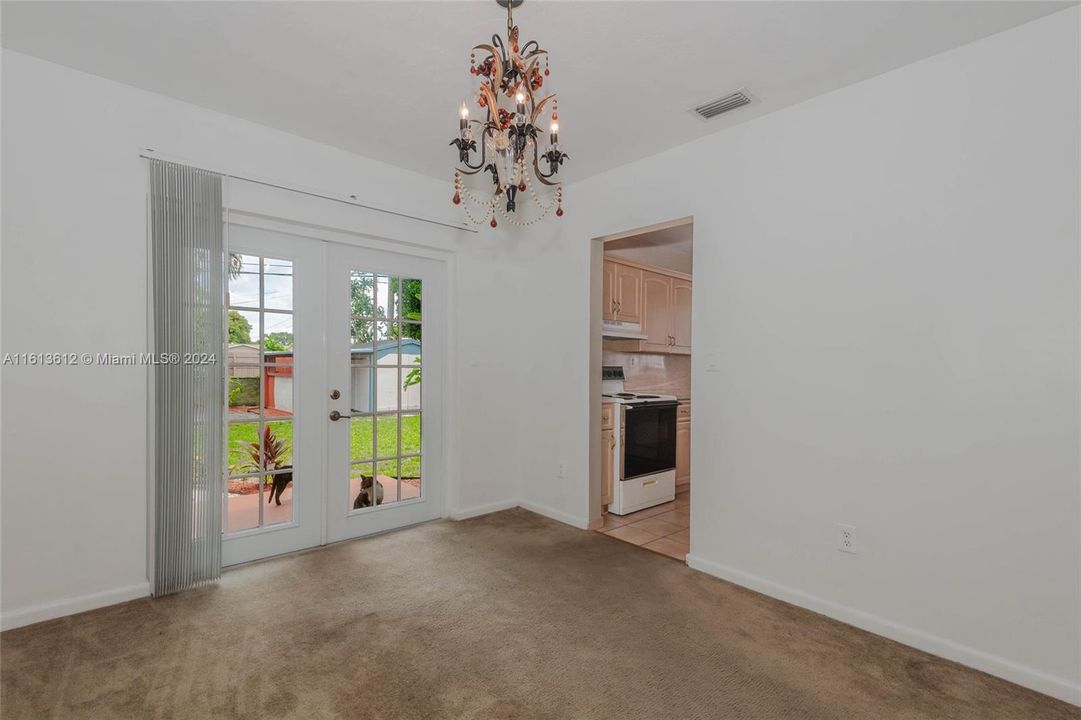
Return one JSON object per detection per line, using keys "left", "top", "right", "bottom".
{"left": 2, "top": 509, "right": 1077, "bottom": 719}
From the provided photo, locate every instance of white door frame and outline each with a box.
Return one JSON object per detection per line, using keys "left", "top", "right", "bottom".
{"left": 220, "top": 203, "right": 455, "bottom": 563}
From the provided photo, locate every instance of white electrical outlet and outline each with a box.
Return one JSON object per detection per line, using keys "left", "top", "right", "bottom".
{"left": 838, "top": 524, "right": 858, "bottom": 554}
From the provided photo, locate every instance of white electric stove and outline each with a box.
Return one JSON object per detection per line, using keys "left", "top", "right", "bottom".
{"left": 602, "top": 367, "right": 678, "bottom": 515}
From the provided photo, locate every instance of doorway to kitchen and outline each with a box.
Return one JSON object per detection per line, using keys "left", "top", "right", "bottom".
{"left": 222, "top": 222, "right": 446, "bottom": 566}
{"left": 592, "top": 218, "right": 693, "bottom": 561}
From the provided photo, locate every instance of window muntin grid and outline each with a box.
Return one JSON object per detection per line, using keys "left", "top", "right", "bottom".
{"left": 348, "top": 272, "right": 422, "bottom": 511}
{"left": 225, "top": 254, "right": 296, "bottom": 532}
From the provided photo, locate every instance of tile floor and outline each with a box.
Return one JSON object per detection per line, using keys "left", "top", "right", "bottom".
{"left": 596, "top": 486, "right": 689, "bottom": 560}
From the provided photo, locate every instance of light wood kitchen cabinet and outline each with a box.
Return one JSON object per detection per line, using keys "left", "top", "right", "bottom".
{"left": 642, "top": 270, "right": 692, "bottom": 354}
{"left": 602, "top": 259, "right": 642, "bottom": 323}
{"left": 602, "top": 257, "right": 690, "bottom": 355}
{"left": 641, "top": 271, "right": 670, "bottom": 352}
{"left": 613, "top": 263, "right": 642, "bottom": 323}
{"left": 676, "top": 408, "right": 691, "bottom": 487}
{"left": 601, "top": 402, "right": 615, "bottom": 506}
{"left": 601, "top": 427, "right": 614, "bottom": 505}
{"left": 602, "top": 261, "right": 617, "bottom": 322}
{"left": 601, "top": 402, "right": 615, "bottom": 430}
{"left": 671, "top": 278, "right": 692, "bottom": 352}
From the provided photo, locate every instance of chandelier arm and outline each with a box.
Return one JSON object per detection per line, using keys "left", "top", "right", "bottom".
{"left": 477, "top": 84, "right": 501, "bottom": 126}
{"left": 530, "top": 94, "right": 554, "bottom": 126}
{"left": 520, "top": 57, "right": 540, "bottom": 110}
{"left": 531, "top": 147, "right": 560, "bottom": 185}
{"left": 491, "top": 35, "right": 508, "bottom": 68}
{"left": 456, "top": 153, "right": 485, "bottom": 174}
{"left": 474, "top": 43, "right": 504, "bottom": 90}
{"left": 458, "top": 125, "right": 494, "bottom": 173}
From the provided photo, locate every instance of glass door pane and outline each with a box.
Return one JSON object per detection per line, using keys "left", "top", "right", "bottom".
{"left": 345, "top": 272, "right": 423, "bottom": 511}
{"left": 225, "top": 254, "right": 296, "bottom": 531}
{"left": 325, "top": 243, "right": 443, "bottom": 544}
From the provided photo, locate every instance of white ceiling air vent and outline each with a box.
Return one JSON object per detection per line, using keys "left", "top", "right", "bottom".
{"left": 693, "top": 89, "right": 752, "bottom": 120}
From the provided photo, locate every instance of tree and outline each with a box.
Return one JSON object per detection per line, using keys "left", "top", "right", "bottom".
{"left": 266, "top": 332, "right": 293, "bottom": 351}
{"left": 351, "top": 278, "right": 423, "bottom": 393}
{"left": 399, "top": 280, "right": 422, "bottom": 340}
{"left": 350, "top": 276, "right": 422, "bottom": 342}
{"left": 228, "top": 310, "right": 252, "bottom": 344}
{"left": 350, "top": 275, "right": 378, "bottom": 342}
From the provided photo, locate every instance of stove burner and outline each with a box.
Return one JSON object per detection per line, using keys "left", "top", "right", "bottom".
{"left": 615, "top": 393, "right": 636, "bottom": 398}
{"left": 635, "top": 394, "right": 660, "bottom": 399}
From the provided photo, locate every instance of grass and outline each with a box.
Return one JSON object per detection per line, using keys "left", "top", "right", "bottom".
{"left": 228, "top": 414, "right": 421, "bottom": 478}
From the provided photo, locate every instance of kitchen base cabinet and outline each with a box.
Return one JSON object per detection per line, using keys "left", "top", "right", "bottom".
{"left": 602, "top": 427, "right": 614, "bottom": 505}
{"left": 676, "top": 400, "right": 690, "bottom": 486}
{"left": 601, "top": 402, "right": 616, "bottom": 506}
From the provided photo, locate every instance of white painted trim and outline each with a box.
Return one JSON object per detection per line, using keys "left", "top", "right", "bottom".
{"left": 140, "top": 148, "right": 475, "bottom": 233}
{"left": 447, "top": 500, "right": 519, "bottom": 521}
{"left": 1, "top": 582, "right": 151, "bottom": 631}
{"left": 685, "top": 554, "right": 1081, "bottom": 707}
{"left": 446, "top": 499, "right": 592, "bottom": 529}
{"left": 518, "top": 501, "right": 591, "bottom": 530}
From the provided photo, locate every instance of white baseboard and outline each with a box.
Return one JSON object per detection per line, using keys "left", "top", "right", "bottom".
{"left": 1, "top": 581, "right": 151, "bottom": 631}
{"left": 517, "top": 500, "right": 590, "bottom": 530}
{"left": 447, "top": 499, "right": 518, "bottom": 521}
{"left": 685, "top": 554, "right": 1081, "bottom": 708}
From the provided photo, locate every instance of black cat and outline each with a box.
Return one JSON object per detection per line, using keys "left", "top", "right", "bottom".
{"left": 352, "top": 476, "right": 385, "bottom": 509}
{"left": 267, "top": 467, "right": 293, "bottom": 506}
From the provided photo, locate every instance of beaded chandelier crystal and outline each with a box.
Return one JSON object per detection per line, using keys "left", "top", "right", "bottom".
{"left": 451, "top": 0, "right": 567, "bottom": 228}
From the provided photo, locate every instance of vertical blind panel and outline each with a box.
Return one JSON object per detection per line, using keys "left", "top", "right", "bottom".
{"left": 150, "top": 159, "right": 224, "bottom": 596}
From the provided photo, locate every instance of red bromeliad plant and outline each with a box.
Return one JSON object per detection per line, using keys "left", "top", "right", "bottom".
{"left": 245, "top": 425, "right": 289, "bottom": 474}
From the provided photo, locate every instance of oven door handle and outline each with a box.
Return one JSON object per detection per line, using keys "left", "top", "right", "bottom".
{"left": 623, "top": 401, "right": 679, "bottom": 409}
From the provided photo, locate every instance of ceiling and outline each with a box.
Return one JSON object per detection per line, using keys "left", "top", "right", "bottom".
{"left": 2, "top": 1, "right": 1073, "bottom": 182}
{"left": 606, "top": 222, "right": 693, "bottom": 274}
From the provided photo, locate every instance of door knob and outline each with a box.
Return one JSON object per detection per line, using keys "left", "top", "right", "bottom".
{"left": 329, "top": 410, "right": 352, "bottom": 421}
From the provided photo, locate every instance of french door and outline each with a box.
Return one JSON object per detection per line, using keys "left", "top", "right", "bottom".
{"left": 324, "top": 241, "right": 445, "bottom": 543}
{"left": 222, "top": 224, "right": 445, "bottom": 565}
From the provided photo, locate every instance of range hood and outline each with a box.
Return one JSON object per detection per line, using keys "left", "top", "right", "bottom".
{"left": 602, "top": 320, "right": 648, "bottom": 340}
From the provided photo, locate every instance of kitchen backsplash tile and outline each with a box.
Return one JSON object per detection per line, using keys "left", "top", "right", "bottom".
{"left": 603, "top": 351, "right": 690, "bottom": 399}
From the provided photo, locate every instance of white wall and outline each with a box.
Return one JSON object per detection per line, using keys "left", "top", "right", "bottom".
{"left": 0, "top": 50, "right": 527, "bottom": 626}
{"left": 518, "top": 8, "right": 1081, "bottom": 704}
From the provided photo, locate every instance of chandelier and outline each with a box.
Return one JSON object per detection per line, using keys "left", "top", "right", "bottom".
{"left": 451, "top": 0, "right": 567, "bottom": 228}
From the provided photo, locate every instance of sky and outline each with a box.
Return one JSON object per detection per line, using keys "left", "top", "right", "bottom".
{"left": 227, "top": 254, "right": 407, "bottom": 344}
{"left": 228, "top": 255, "right": 294, "bottom": 343}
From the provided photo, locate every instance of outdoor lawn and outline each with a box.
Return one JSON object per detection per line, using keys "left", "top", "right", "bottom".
{"left": 228, "top": 415, "right": 421, "bottom": 477}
